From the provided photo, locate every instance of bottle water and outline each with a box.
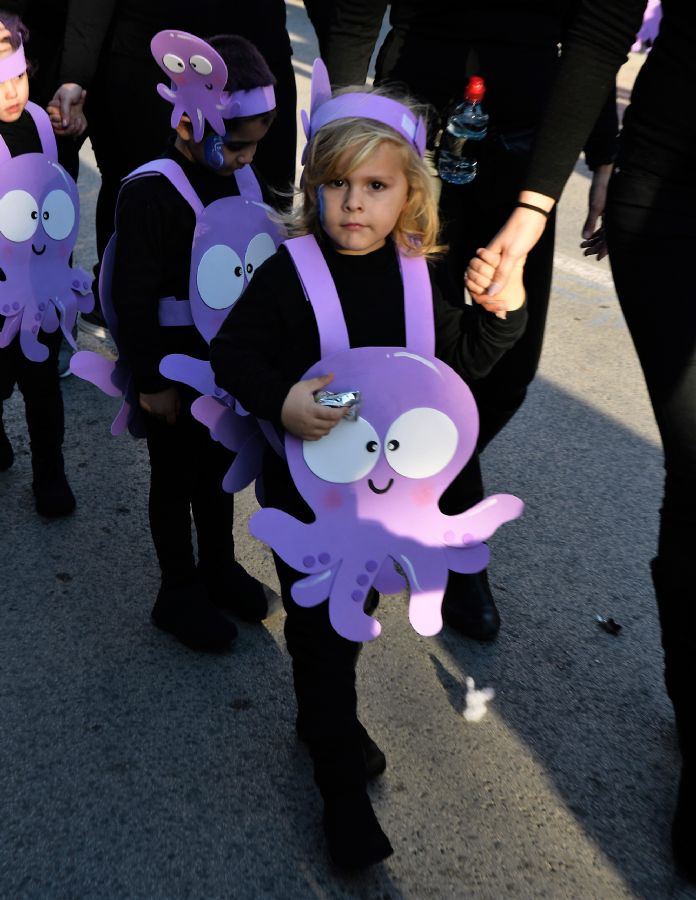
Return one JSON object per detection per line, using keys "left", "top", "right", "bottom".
{"left": 438, "top": 76, "right": 489, "bottom": 185}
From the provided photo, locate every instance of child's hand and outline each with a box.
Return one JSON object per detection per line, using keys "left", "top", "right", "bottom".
{"left": 139, "top": 388, "right": 181, "bottom": 425}
{"left": 281, "top": 374, "right": 348, "bottom": 440}
{"left": 465, "top": 248, "right": 526, "bottom": 319}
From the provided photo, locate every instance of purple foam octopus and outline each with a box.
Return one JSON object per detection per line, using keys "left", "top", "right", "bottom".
{"left": 250, "top": 347, "right": 523, "bottom": 642}
{"left": 151, "top": 30, "right": 234, "bottom": 142}
{"left": 0, "top": 154, "right": 92, "bottom": 362}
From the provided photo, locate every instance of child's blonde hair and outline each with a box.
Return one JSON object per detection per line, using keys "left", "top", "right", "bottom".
{"left": 285, "top": 86, "right": 445, "bottom": 258}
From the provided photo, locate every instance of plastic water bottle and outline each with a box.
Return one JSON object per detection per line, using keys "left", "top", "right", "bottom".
{"left": 437, "top": 76, "right": 489, "bottom": 185}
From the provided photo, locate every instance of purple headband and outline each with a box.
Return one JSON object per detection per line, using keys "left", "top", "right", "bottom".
{"left": 0, "top": 44, "right": 27, "bottom": 83}
{"left": 151, "top": 30, "right": 275, "bottom": 141}
{"left": 301, "top": 59, "right": 426, "bottom": 159}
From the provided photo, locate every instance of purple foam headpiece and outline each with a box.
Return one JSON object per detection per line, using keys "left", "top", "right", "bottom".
{"left": 0, "top": 43, "right": 27, "bottom": 83}
{"left": 150, "top": 30, "right": 276, "bottom": 142}
{"left": 300, "top": 59, "right": 426, "bottom": 164}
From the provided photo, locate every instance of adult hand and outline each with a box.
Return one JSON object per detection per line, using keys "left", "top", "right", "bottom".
{"left": 281, "top": 373, "right": 348, "bottom": 440}
{"left": 48, "top": 83, "right": 87, "bottom": 136}
{"left": 139, "top": 388, "right": 181, "bottom": 425}
{"left": 580, "top": 163, "right": 613, "bottom": 261}
{"left": 466, "top": 248, "right": 526, "bottom": 318}
{"left": 476, "top": 192, "right": 554, "bottom": 297}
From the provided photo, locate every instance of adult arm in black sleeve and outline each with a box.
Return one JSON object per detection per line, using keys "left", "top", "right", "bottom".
{"left": 59, "top": 0, "right": 117, "bottom": 87}
{"left": 323, "top": 0, "right": 389, "bottom": 87}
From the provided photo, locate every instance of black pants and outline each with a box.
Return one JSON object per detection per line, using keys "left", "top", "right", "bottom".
{"left": 144, "top": 392, "right": 236, "bottom": 588}
{"left": 438, "top": 139, "right": 555, "bottom": 519}
{"left": 0, "top": 330, "right": 64, "bottom": 464}
{"left": 605, "top": 170, "right": 696, "bottom": 760}
{"left": 275, "top": 554, "right": 368, "bottom": 798}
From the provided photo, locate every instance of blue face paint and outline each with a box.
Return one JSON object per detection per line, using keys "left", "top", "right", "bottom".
{"left": 317, "top": 184, "right": 325, "bottom": 227}
{"left": 203, "top": 133, "right": 225, "bottom": 170}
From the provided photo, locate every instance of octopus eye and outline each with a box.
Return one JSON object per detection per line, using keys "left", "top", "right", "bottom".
{"left": 0, "top": 190, "right": 39, "bottom": 241}
{"left": 196, "top": 244, "right": 244, "bottom": 310}
{"left": 162, "top": 53, "right": 186, "bottom": 74}
{"left": 245, "top": 232, "right": 277, "bottom": 283}
{"left": 189, "top": 54, "right": 213, "bottom": 76}
{"left": 303, "top": 417, "right": 381, "bottom": 484}
{"left": 385, "top": 408, "right": 459, "bottom": 479}
{"left": 41, "top": 190, "right": 75, "bottom": 241}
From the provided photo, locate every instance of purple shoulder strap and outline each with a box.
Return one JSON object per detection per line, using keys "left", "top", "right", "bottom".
{"left": 126, "top": 158, "right": 205, "bottom": 214}
{"left": 284, "top": 235, "right": 435, "bottom": 357}
{"left": 0, "top": 101, "right": 58, "bottom": 163}
{"left": 24, "top": 101, "right": 58, "bottom": 160}
{"left": 284, "top": 235, "right": 350, "bottom": 357}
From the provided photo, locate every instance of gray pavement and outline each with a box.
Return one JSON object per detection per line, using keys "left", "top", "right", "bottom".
{"left": 2, "top": 5, "right": 695, "bottom": 898}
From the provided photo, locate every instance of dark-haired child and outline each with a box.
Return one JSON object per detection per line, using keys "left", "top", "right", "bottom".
{"left": 0, "top": 11, "right": 86, "bottom": 515}
{"left": 110, "top": 33, "right": 278, "bottom": 651}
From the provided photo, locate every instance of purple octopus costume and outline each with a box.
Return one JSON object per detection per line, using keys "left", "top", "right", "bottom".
{"left": 70, "top": 31, "right": 282, "bottom": 434}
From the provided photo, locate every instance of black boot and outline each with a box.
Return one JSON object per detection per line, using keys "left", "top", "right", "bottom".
{"left": 442, "top": 568, "right": 500, "bottom": 640}
{"left": 652, "top": 558, "right": 696, "bottom": 884}
{"left": 151, "top": 579, "right": 238, "bottom": 652}
{"left": 297, "top": 718, "right": 386, "bottom": 779}
{"left": 0, "top": 406, "right": 13, "bottom": 471}
{"left": 199, "top": 560, "right": 268, "bottom": 622}
{"left": 323, "top": 790, "right": 393, "bottom": 870}
{"left": 31, "top": 453, "right": 76, "bottom": 517}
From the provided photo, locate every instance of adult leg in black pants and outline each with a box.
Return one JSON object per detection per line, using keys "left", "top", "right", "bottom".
{"left": 438, "top": 142, "right": 556, "bottom": 639}
{"left": 276, "top": 555, "right": 392, "bottom": 869}
{"left": 605, "top": 169, "right": 696, "bottom": 880}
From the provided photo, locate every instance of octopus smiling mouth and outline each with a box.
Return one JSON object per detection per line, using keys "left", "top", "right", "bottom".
{"left": 368, "top": 478, "right": 393, "bottom": 495}
{"left": 32, "top": 244, "right": 46, "bottom": 256}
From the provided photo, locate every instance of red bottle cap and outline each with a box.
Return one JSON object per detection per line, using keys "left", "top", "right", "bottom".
{"left": 465, "top": 76, "right": 486, "bottom": 102}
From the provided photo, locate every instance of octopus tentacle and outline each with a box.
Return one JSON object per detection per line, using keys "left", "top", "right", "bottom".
{"left": 327, "top": 561, "right": 382, "bottom": 641}
{"left": 0, "top": 313, "right": 20, "bottom": 348}
{"left": 441, "top": 493, "right": 524, "bottom": 546}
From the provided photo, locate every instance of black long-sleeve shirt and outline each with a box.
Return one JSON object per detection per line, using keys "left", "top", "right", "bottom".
{"left": 210, "top": 238, "right": 526, "bottom": 517}
{"left": 210, "top": 239, "right": 527, "bottom": 427}
{"left": 525, "top": 0, "right": 694, "bottom": 198}
{"left": 111, "top": 145, "right": 270, "bottom": 394}
{"left": 323, "top": 0, "right": 617, "bottom": 169}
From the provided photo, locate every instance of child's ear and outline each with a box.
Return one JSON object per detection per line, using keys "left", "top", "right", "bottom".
{"left": 175, "top": 114, "right": 193, "bottom": 141}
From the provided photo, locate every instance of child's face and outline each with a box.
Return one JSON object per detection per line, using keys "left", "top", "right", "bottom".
{"left": 0, "top": 44, "right": 28, "bottom": 123}
{"left": 177, "top": 113, "right": 273, "bottom": 176}
{"left": 319, "top": 141, "right": 409, "bottom": 255}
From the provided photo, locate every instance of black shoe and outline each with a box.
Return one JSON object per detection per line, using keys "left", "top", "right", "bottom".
{"left": 442, "top": 569, "right": 500, "bottom": 640}
{"left": 151, "top": 580, "right": 238, "bottom": 652}
{"left": 323, "top": 791, "right": 393, "bottom": 870}
{"left": 199, "top": 560, "right": 268, "bottom": 622}
{"left": 0, "top": 421, "right": 13, "bottom": 471}
{"left": 673, "top": 767, "right": 696, "bottom": 883}
{"left": 79, "top": 309, "right": 108, "bottom": 340}
{"left": 297, "top": 720, "right": 386, "bottom": 780}
{"left": 32, "top": 461, "right": 76, "bottom": 516}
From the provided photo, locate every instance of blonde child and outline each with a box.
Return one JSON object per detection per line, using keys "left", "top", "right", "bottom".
{"left": 210, "top": 77, "right": 526, "bottom": 869}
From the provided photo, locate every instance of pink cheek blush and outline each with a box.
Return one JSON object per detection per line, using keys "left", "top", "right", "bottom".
{"left": 412, "top": 484, "right": 436, "bottom": 506}
{"left": 321, "top": 487, "right": 344, "bottom": 510}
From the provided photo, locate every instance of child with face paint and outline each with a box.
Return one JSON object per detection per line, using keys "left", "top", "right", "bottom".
{"left": 107, "top": 34, "right": 277, "bottom": 652}
{"left": 210, "top": 68, "right": 527, "bottom": 869}
{"left": 0, "top": 12, "right": 92, "bottom": 516}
